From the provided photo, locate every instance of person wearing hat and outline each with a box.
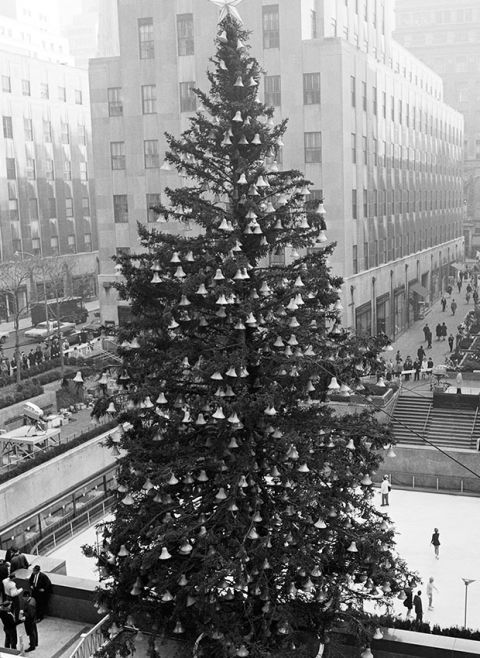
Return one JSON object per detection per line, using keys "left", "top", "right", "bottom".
{"left": 0, "top": 600, "right": 17, "bottom": 649}
{"left": 29, "top": 565, "right": 52, "bottom": 621}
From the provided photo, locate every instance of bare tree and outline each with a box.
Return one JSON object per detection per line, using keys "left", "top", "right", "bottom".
{"left": 0, "top": 260, "right": 35, "bottom": 384}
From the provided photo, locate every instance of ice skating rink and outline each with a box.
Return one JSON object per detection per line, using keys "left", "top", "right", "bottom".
{"left": 370, "top": 488, "right": 480, "bottom": 629}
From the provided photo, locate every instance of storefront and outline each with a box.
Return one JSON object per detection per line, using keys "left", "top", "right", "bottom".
{"left": 355, "top": 302, "right": 372, "bottom": 336}
{"left": 376, "top": 293, "right": 390, "bottom": 336}
{"left": 393, "top": 286, "right": 406, "bottom": 337}
{"left": 409, "top": 281, "right": 429, "bottom": 321}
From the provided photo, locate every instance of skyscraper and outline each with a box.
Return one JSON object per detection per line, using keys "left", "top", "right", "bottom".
{"left": 90, "top": 0, "right": 463, "bottom": 337}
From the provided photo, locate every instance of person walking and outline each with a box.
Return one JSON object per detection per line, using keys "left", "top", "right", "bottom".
{"left": 413, "top": 358, "right": 421, "bottom": 381}
{"left": 29, "top": 566, "right": 52, "bottom": 621}
{"left": 448, "top": 333, "right": 454, "bottom": 352}
{"left": 0, "top": 601, "right": 17, "bottom": 650}
{"left": 456, "top": 372, "right": 463, "bottom": 394}
{"left": 431, "top": 528, "right": 440, "bottom": 559}
{"left": 426, "top": 577, "right": 438, "bottom": 611}
{"left": 441, "top": 322, "right": 447, "bottom": 341}
{"left": 451, "top": 299, "right": 457, "bottom": 316}
{"left": 422, "top": 323, "right": 430, "bottom": 344}
{"left": 417, "top": 345, "right": 426, "bottom": 362}
{"left": 426, "top": 326, "right": 432, "bottom": 349}
{"left": 404, "top": 356, "right": 413, "bottom": 380}
{"left": 440, "top": 295, "right": 447, "bottom": 312}
{"left": 435, "top": 323, "right": 442, "bottom": 341}
{"left": 380, "top": 474, "right": 391, "bottom": 506}
{"left": 457, "top": 279, "right": 462, "bottom": 294}
{"left": 22, "top": 591, "right": 38, "bottom": 652}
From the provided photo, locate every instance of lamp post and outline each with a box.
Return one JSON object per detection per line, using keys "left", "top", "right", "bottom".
{"left": 462, "top": 578, "right": 476, "bottom": 629}
{"left": 14, "top": 250, "right": 49, "bottom": 322}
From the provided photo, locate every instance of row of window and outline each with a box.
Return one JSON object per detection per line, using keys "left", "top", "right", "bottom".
{"left": 352, "top": 226, "right": 462, "bottom": 274}
{"left": 350, "top": 77, "right": 461, "bottom": 146}
{"left": 5, "top": 157, "right": 88, "bottom": 182}
{"left": 351, "top": 187, "right": 463, "bottom": 219}
{"left": 10, "top": 234, "right": 92, "bottom": 257}
{"left": 136, "top": 6, "right": 280, "bottom": 61}
{"left": 0, "top": 75, "right": 82, "bottom": 103}
{"left": 2, "top": 115, "right": 87, "bottom": 145}
{"left": 7, "top": 196, "right": 90, "bottom": 222}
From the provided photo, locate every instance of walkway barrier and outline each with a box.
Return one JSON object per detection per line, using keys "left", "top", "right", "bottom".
{"left": 375, "top": 470, "right": 480, "bottom": 495}
{"left": 68, "top": 615, "right": 110, "bottom": 658}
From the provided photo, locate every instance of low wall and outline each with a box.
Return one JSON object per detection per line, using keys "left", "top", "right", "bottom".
{"left": 0, "top": 430, "right": 117, "bottom": 526}
{"left": 375, "top": 445, "right": 480, "bottom": 494}
{"left": 0, "top": 390, "right": 56, "bottom": 428}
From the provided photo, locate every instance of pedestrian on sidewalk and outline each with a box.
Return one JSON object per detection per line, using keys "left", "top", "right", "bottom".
{"left": 440, "top": 295, "right": 447, "bottom": 312}
{"left": 426, "top": 327, "right": 432, "bottom": 349}
{"left": 417, "top": 345, "right": 426, "bottom": 362}
{"left": 426, "top": 577, "right": 438, "bottom": 610}
{"left": 451, "top": 299, "right": 457, "bottom": 316}
{"left": 0, "top": 601, "right": 17, "bottom": 650}
{"left": 456, "top": 371, "right": 463, "bottom": 394}
{"left": 431, "top": 528, "right": 440, "bottom": 559}
{"left": 427, "top": 356, "right": 434, "bottom": 369}
{"left": 22, "top": 591, "right": 38, "bottom": 652}
{"left": 457, "top": 279, "right": 462, "bottom": 293}
{"left": 447, "top": 284, "right": 453, "bottom": 296}
{"left": 413, "top": 358, "right": 421, "bottom": 381}
{"left": 395, "top": 350, "right": 402, "bottom": 364}
{"left": 441, "top": 322, "right": 447, "bottom": 341}
{"left": 413, "top": 591, "right": 423, "bottom": 622}
{"left": 423, "top": 323, "right": 430, "bottom": 343}
{"left": 394, "top": 360, "right": 403, "bottom": 379}
{"left": 404, "top": 356, "right": 413, "bottom": 380}
{"left": 435, "top": 323, "right": 442, "bottom": 341}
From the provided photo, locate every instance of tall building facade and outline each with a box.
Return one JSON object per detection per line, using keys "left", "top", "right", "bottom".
{"left": 90, "top": 0, "right": 464, "bottom": 337}
{"left": 394, "top": 1, "right": 480, "bottom": 259}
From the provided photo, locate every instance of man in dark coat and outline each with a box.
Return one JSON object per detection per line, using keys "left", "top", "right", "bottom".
{"left": 0, "top": 601, "right": 17, "bottom": 649}
{"left": 22, "top": 590, "right": 38, "bottom": 651}
{"left": 0, "top": 560, "right": 8, "bottom": 599}
{"left": 29, "top": 566, "right": 52, "bottom": 620}
{"left": 9, "top": 549, "right": 29, "bottom": 573}
{"left": 413, "top": 590, "right": 423, "bottom": 622}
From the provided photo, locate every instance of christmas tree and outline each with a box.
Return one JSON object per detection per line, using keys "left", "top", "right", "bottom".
{"left": 91, "top": 8, "right": 415, "bottom": 658}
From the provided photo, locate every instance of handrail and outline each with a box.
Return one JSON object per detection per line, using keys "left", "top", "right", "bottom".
{"left": 469, "top": 406, "right": 479, "bottom": 449}
{"left": 68, "top": 615, "right": 110, "bottom": 658}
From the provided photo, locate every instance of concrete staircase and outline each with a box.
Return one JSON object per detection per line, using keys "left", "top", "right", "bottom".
{"left": 391, "top": 395, "right": 480, "bottom": 450}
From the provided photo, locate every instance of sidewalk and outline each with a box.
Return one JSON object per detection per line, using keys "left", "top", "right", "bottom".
{"left": 0, "top": 300, "right": 99, "bottom": 334}
{"left": 389, "top": 295, "right": 471, "bottom": 373}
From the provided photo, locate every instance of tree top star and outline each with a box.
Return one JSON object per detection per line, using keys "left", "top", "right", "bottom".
{"left": 209, "top": 0, "right": 244, "bottom": 24}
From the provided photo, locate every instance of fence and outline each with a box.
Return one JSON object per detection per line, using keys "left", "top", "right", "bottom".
{"left": 68, "top": 615, "right": 110, "bottom": 658}
{"left": 374, "top": 471, "right": 480, "bottom": 495}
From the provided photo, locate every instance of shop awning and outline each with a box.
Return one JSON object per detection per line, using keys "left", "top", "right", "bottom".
{"left": 410, "top": 282, "right": 429, "bottom": 298}
{"left": 450, "top": 262, "right": 464, "bottom": 271}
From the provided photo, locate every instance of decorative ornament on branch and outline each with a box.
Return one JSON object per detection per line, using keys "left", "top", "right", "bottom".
{"left": 209, "top": 0, "right": 244, "bottom": 23}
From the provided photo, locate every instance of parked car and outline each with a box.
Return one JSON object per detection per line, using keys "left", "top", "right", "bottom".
{"left": 0, "top": 330, "right": 9, "bottom": 343}
{"left": 82, "top": 318, "right": 104, "bottom": 338}
{"left": 24, "top": 320, "right": 76, "bottom": 340}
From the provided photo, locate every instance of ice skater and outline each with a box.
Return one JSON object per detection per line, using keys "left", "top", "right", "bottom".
{"left": 413, "top": 590, "right": 423, "bottom": 622}
{"left": 431, "top": 527, "right": 440, "bottom": 559}
{"left": 380, "top": 474, "right": 391, "bottom": 506}
{"left": 426, "top": 577, "right": 438, "bottom": 610}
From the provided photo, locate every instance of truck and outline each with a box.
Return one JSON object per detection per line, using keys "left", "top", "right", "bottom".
{"left": 30, "top": 296, "right": 88, "bottom": 326}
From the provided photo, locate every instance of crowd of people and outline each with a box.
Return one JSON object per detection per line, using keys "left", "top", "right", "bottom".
{"left": 0, "top": 547, "right": 52, "bottom": 651}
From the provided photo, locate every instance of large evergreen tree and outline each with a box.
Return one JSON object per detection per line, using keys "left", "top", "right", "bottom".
{"left": 91, "top": 11, "right": 414, "bottom": 658}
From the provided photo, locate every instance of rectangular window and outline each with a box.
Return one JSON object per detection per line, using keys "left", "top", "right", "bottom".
{"left": 67, "top": 235, "right": 76, "bottom": 251}
{"left": 303, "top": 72, "right": 321, "bottom": 104}
{"left": 141, "top": 85, "right": 157, "bottom": 114}
{"left": 382, "top": 91, "right": 386, "bottom": 118}
{"left": 24, "top": 117, "right": 33, "bottom": 141}
{"left": 362, "top": 135, "right": 367, "bottom": 164}
{"left": 84, "top": 233, "right": 92, "bottom": 250}
{"left": 29, "top": 198, "right": 38, "bottom": 219}
{"left": 80, "top": 162, "right": 88, "bottom": 181}
{"left": 364, "top": 241, "right": 369, "bottom": 270}
{"left": 179, "top": 81, "right": 196, "bottom": 112}
{"left": 65, "top": 197, "right": 73, "bottom": 217}
{"left": 263, "top": 4, "right": 280, "bottom": 49}
{"left": 110, "top": 141, "right": 126, "bottom": 170}
{"left": 147, "top": 193, "right": 162, "bottom": 222}
{"left": 2, "top": 116, "right": 12, "bottom": 138}
{"left": 75, "top": 89, "right": 83, "bottom": 104}
{"left": 49, "top": 197, "right": 56, "bottom": 218}
{"left": 2, "top": 75, "right": 11, "bottom": 92}
{"left": 398, "top": 99, "right": 402, "bottom": 124}
{"left": 82, "top": 196, "right": 90, "bottom": 215}
{"left": 363, "top": 188, "right": 368, "bottom": 217}
{"left": 144, "top": 139, "right": 160, "bottom": 168}
{"left": 26, "top": 158, "right": 36, "bottom": 180}
{"left": 353, "top": 245, "right": 358, "bottom": 274}
{"left": 177, "top": 13, "right": 194, "bottom": 56}
{"left": 352, "top": 188, "right": 357, "bottom": 219}
{"left": 6, "top": 158, "right": 16, "bottom": 179}
{"left": 114, "top": 194, "right": 128, "bottom": 223}
{"left": 264, "top": 75, "right": 281, "bottom": 106}
{"left": 50, "top": 236, "right": 59, "bottom": 252}
{"left": 372, "top": 86, "right": 377, "bottom": 114}
{"left": 362, "top": 81, "right": 367, "bottom": 111}
{"left": 9, "top": 198, "right": 18, "bottom": 221}
{"left": 31, "top": 237, "right": 41, "bottom": 256}
{"left": 43, "top": 119, "right": 52, "bottom": 142}
{"left": 61, "top": 121, "right": 69, "bottom": 144}
{"left": 40, "top": 82, "right": 49, "bottom": 99}
{"left": 391, "top": 95, "right": 394, "bottom": 121}
{"left": 45, "top": 159, "right": 54, "bottom": 180}
{"left": 138, "top": 17, "right": 154, "bottom": 59}
{"left": 78, "top": 123, "right": 87, "bottom": 145}
{"left": 311, "top": 9, "right": 317, "bottom": 38}
{"left": 108, "top": 87, "right": 123, "bottom": 116}
{"left": 64, "top": 160, "right": 72, "bottom": 180}
{"left": 351, "top": 133, "right": 357, "bottom": 163}
{"left": 373, "top": 137, "right": 378, "bottom": 166}
{"left": 304, "top": 132, "right": 322, "bottom": 163}
{"left": 58, "top": 86, "right": 66, "bottom": 102}
{"left": 351, "top": 76, "right": 356, "bottom": 107}
{"left": 22, "top": 79, "right": 30, "bottom": 96}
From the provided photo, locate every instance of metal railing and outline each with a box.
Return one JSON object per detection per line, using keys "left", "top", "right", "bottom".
{"left": 375, "top": 470, "right": 480, "bottom": 495}
{"left": 68, "top": 615, "right": 110, "bottom": 658}
{"left": 31, "top": 494, "right": 115, "bottom": 555}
